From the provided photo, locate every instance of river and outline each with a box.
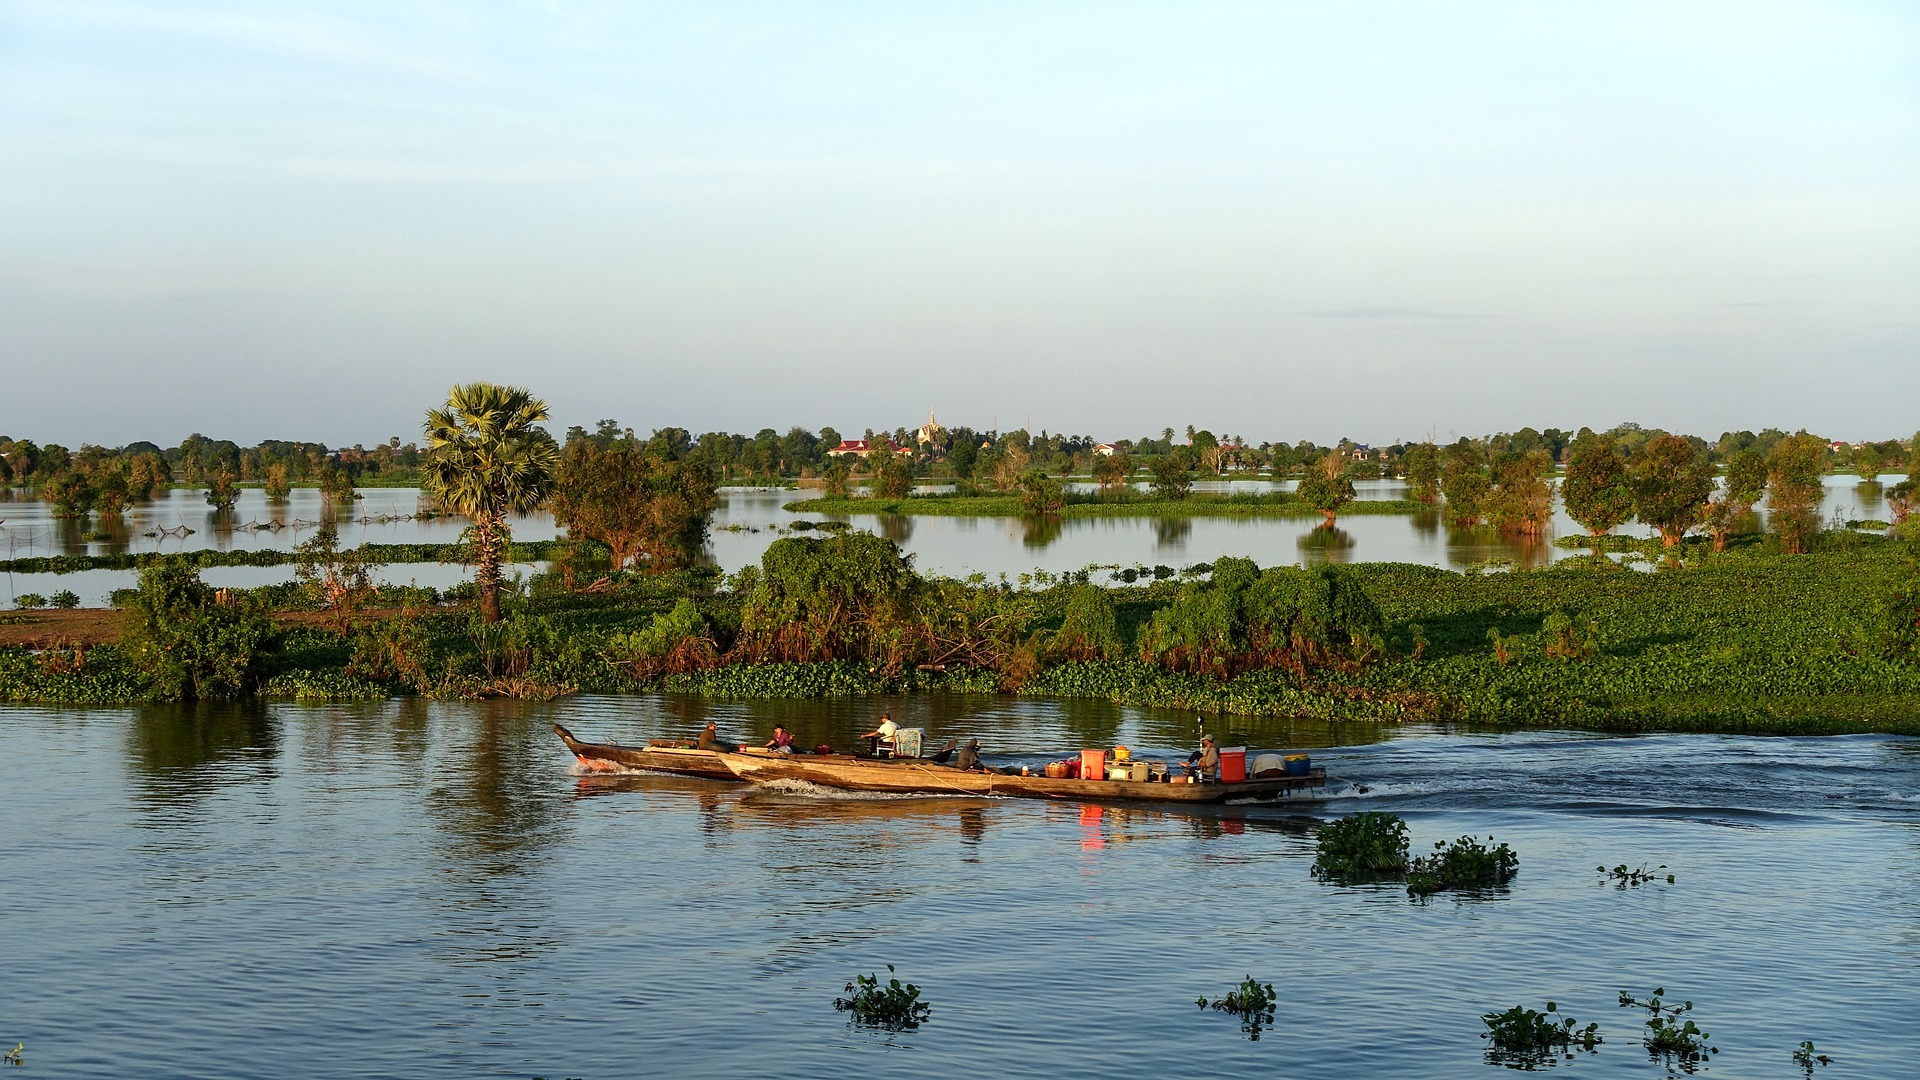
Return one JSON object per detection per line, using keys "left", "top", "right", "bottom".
{"left": 3, "top": 697, "right": 1916, "bottom": 1077}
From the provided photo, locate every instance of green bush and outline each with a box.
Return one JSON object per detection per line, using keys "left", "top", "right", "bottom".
{"left": 1481, "top": 1001, "right": 1600, "bottom": 1065}
{"left": 1311, "top": 812, "right": 1411, "bottom": 881}
{"left": 13, "top": 594, "right": 46, "bottom": 610}
{"left": 1053, "top": 584, "right": 1124, "bottom": 660}
{"left": 835, "top": 965, "right": 930, "bottom": 1030}
{"left": 50, "top": 590, "right": 81, "bottom": 609}
{"left": 1407, "top": 835, "right": 1518, "bottom": 897}
{"left": 122, "top": 562, "right": 277, "bottom": 700}
{"left": 1196, "top": 977, "right": 1277, "bottom": 1039}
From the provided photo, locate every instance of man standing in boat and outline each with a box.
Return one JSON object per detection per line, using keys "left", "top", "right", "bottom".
{"left": 859, "top": 713, "right": 899, "bottom": 757}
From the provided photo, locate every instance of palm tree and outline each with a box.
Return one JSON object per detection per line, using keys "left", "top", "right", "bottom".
{"left": 422, "top": 383, "right": 558, "bottom": 622}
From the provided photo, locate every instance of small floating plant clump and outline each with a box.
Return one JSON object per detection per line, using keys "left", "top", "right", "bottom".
{"left": 1481, "top": 1001, "right": 1601, "bottom": 1067}
{"left": 1619, "top": 988, "right": 1716, "bottom": 1073}
{"left": 1196, "top": 977, "right": 1277, "bottom": 1039}
{"left": 1601, "top": 863, "right": 1674, "bottom": 887}
{"left": 1792, "top": 1040, "right": 1832, "bottom": 1076}
{"left": 835, "top": 966, "right": 930, "bottom": 1030}
{"left": 5, "top": 1042, "right": 22, "bottom": 1066}
{"left": 1406, "top": 835, "right": 1518, "bottom": 898}
{"left": 1310, "top": 811, "right": 1411, "bottom": 882}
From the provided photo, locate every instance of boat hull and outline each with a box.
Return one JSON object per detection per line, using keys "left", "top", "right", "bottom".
{"left": 718, "top": 751, "right": 1325, "bottom": 804}
{"left": 551, "top": 723, "right": 738, "bottom": 781}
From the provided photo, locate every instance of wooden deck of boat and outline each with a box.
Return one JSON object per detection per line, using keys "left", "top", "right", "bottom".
{"left": 720, "top": 750, "right": 1324, "bottom": 804}
{"left": 552, "top": 723, "right": 738, "bottom": 781}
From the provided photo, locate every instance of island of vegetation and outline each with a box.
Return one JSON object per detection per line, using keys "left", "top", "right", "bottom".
{"left": 2, "top": 385, "right": 1917, "bottom": 738}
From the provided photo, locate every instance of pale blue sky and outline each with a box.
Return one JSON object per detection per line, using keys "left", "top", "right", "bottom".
{"left": 2, "top": 1, "right": 1915, "bottom": 447}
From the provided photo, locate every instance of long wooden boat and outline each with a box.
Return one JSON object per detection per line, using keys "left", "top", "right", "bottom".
{"left": 552, "top": 723, "right": 739, "bottom": 782}
{"left": 717, "top": 750, "right": 1325, "bottom": 804}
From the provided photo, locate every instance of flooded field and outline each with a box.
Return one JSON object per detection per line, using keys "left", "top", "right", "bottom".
{"left": 0, "top": 476, "right": 1903, "bottom": 606}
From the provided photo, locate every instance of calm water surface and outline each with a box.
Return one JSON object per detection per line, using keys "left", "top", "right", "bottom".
{"left": 4, "top": 698, "right": 1916, "bottom": 1078}
{"left": 2, "top": 476, "right": 1902, "bottom": 605}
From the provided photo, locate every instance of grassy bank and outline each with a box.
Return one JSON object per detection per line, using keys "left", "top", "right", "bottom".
{"left": 0, "top": 540, "right": 569, "bottom": 575}
{"left": 5, "top": 533, "right": 1917, "bottom": 737}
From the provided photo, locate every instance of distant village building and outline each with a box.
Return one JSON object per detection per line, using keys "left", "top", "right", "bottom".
{"left": 916, "top": 411, "right": 945, "bottom": 446}
{"left": 827, "top": 438, "right": 912, "bottom": 458}
{"left": 1093, "top": 443, "right": 1119, "bottom": 457}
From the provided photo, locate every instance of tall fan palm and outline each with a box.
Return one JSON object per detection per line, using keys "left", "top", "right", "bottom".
{"left": 423, "top": 383, "right": 558, "bottom": 622}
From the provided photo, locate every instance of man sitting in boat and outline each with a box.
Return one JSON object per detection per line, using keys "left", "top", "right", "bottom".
{"left": 696, "top": 721, "right": 737, "bottom": 753}
{"left": 954, "top": 738, "right": 986, "bottom": 772}
{"left": 1184, "top": 734, "right": 1220, "bottom": 782}
{"left": 859, "top": 713, "right": 899, "bottom": 757}
{"left": 763, "top": 724, "right": 795, "bottom": 754}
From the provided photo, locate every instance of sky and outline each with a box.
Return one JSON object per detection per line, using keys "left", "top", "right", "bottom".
{"left": 2, "top": 1, "right": 1916, "bottom": 449}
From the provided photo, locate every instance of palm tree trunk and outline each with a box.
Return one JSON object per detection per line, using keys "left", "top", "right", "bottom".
{"left": 477, "top": 513, "right": 504, "bottom": 623}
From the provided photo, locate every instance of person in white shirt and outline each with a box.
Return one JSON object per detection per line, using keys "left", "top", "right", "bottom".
{"left": 859, "top": 713, "right": 899, "bottom": 757}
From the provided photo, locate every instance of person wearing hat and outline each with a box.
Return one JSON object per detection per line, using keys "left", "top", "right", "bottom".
{"left": 695, "top": 720, "right": 737, "bottom": 753}
{"left": 858, "top": 712, "right": 899, "bottom": 758}
{"left": 1185, "top": 734, "right": 1221, "bottom": 782}
{"left": 954, "top": 738, "right": 986, "bottom": 772}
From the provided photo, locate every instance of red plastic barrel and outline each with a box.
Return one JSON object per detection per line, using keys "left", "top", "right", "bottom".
{"left": 1218, "top": 747, "right": 1247, "bottom": 784}
{"left": 1081, "top": 749, "right": 1107, "bottom": 781}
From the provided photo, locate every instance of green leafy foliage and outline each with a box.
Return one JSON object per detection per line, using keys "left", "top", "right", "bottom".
{"left": 1406, "top": 835, "right": 1518, "bottom": 897}
{"left": 1196, "top": 977, "right": 1277, "bottom": 1039}
{"left": 1619, "top": 989, "right": 1716, "bottom": 1074}
{"left": 13, "top": 593, "right": 46, "bottom": 610}
{"left": 1052, "top": 584, "right": 1124, "bottom": 660}
{"left": 1792, "top": 1040, "right": 1832, "bottom": 1075}
{"left": 50, "top": 589, "right": 80, "bottom": 609}
{"left": 550, "top": 442, "right": 718, "bottom": 573}
{"left": 1137, "top": 559, "right": 1384, "bottom": 678}
{"left": 835, "top": 966, "right": 930, "bottom": 1030}
{"left": 1481, "top": 1001, "right": 1601, "bottom": 1066}
{"left": 1563, "top": 434, "right": 1635, "bottom": 538}
{"left": 1311, "top": 812, "right": 1411, "bottom": 881}
{"left": 1600, "top": 863, "right": 1673, "bottom": 887}
{"left": 1631, "top": 434, "right": 1715, "bottom": 547}
{"left": 122, "top": 562, "right": 277, "bottom": 700}
{"left": 1296, "top": 453, "right": 1357, "bottom": 522}
{"left": 1017, "top": 470, "right": 1065, "bottom": 516}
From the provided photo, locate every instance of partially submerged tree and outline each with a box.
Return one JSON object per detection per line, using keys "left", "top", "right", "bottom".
{"left": 550, "top": 442, "right": 719, "bottom": 574}
{"left": 422, "top": 382, "right": 558, "bottom": 623}
{"left": 1091, "top": 450, "right": 1132, "bottom": 492}
{"left": 868, "top": 447, "right": 913, "bottom": 498}
{"left": 1296, "top": 452, "right": 1357, "bottom": 525}
{"left": 204, "top": 466, "right": 240, "bottom": 512}
{"left": 1441, "top": 442, "right": 1491, "bottom": 526}
{"left": 1767, "top": 432, "right": 1827, "bottom": 554}
{"left": 1630, "top": 434, "right": 1714, "bottom": 547}
{"left": 1704, "top": 447, "right": 1768, "bottom": 552}
{"left": 1561, "top": 435, "right": 1634, "bottom": 544}
{"left": 264, "top": 464, "right": 292, "bottom": 504}
{"left": 1150, "top": 453, "right": 1194, "bottom": 500}
{"left": 1486, "top": 450, "right": 1554, "bottom": 536}
{"left": 1402, "top": 442, "right": 1441, "bottom": 504}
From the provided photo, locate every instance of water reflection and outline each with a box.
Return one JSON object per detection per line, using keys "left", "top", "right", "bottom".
{"left": 124, "top": 701, "right": 279, "bottom": 808}
{"left": 1856, "top": 481, "right": 1884, "bottom": 518}
{"left": 1153, "top": 517, "right": 1191, "bottom": 550}
{"left": 1021, "top": 515, "right": 1063, "bottom": 548}
{"left": 875, "top": 513, "right": 913, "bottom": 544}
{"left": 1298, "top": 524, "right": 1354, "bottom": 565}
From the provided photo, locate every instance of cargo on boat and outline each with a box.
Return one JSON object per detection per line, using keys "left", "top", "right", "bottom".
{"left": 552, "top": 723, "right": 738, "bottom": 781}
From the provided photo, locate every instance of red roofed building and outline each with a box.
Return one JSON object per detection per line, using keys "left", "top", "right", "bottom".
{"left": 827, "top": 439, "right": 913, "bottom": 457}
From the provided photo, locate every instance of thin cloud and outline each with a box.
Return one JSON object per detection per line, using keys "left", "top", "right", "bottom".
{"left": 1307, "top": 307, "right": 1491, "bottom": 321}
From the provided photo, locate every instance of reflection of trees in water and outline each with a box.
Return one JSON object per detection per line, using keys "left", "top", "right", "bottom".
{"left": 1444, "top": 524, "right": 1551, "bottom": 570}
{"left": 1411, "top": 508, "right": 1442, "bottom": 538}
{"left": 1855, "top": 481, "right": 1884, "bottom": 516}
{"left": 1021, "top": 514, "right": 1063, "bottom": 549}
{"left": 124, "top": 701, "right": 280, "bottom": 807}
{"left": 420, "top": 702, "right": 567, "bottom": 881}
{"left": 1298, "top": 523, "right": 1354, "bottom": 564}
{"left": 1055, "top": 696, "right": 1126, "bottom": 749}
{"left": 875, "top": 513, "right": 913, "bottom": 544}
{"left": 1154, "top": 517, "right": 1191, "bottom": 549}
